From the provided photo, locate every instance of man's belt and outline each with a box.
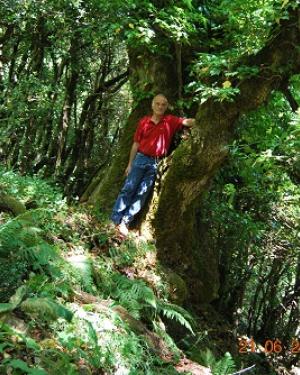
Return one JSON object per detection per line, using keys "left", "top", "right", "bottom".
{"left": 137, "top": 151, "right": 164, "bottom": 160}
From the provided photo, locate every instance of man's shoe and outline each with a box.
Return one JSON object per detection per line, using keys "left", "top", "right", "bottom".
{"left": 117, "top": 221, "right": 129, "bottom": 237}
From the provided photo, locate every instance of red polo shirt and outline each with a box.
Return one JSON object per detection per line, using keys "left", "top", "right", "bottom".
{"left": 134, "top": 114, "right": 184, "bottom": 157}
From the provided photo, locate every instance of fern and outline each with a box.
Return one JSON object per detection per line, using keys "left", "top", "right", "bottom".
{"left": 0, "top": 256, "right": 27, "bottom": 301}
{"left": 156, "top": 301, "right": 195, "bottom": 334}
{"left": 0, "top": 322, "right": 46, "bottom": 374}
{"left": 198, "top": 349, "right": 236, "bottom": 375}
{"left": 0, "top": 213, "right": 57, "bottom": 268}
{"left": 1, "top": 358, "right": 47, "bottom": 375}
{"left": 213, "top": 352, "right": 236, "bottom": 375}
{"left": 110, "top": 274, "right": 157, "bottom": 318}
{"left": 108, "top": 273, "right": 196, "bottom": 335}
{"left": 67, "top": 254, "right": 96, "bottom": 293}
{"left": 199, "top": 348, "right": 219, "bottom": 371}
{"left": 85, "top": 321, "right": 102, "bottom": 367}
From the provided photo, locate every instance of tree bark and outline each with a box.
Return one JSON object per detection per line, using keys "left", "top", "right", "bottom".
{"left": 279, "top": 80, "right": 299, "bottom": 112}
{"left": 55, "top": 36, "right": 79, "bottom": 171}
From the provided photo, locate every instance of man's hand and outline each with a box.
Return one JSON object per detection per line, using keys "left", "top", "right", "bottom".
{"left": 125, "top": 164, "right": 132, "bottom": 176}
{"left": 182, "top": 118, "right": 195, "bottom": 127}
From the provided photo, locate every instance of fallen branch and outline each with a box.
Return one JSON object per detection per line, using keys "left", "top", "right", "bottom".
{"left": 231, "top": 365, "right": 256, "bottom": 375}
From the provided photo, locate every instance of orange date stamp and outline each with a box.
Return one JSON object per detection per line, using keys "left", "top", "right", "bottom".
{"left": 238, "top": 337, "right": 300, "bottom": 354}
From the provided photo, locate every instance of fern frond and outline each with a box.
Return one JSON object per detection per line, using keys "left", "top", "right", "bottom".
{"left": 157, "top": 301, "right": 195, "bottom": 334}
{"left": 108, "top": 274, "right": 158, "bottom": 319}
{"left": 0, "top": 215, "right": 56, "bottom": 267}
{"left": 213, "top": 352, "right": 236, "bottom": 375}
{"left": 198, "top": 349, "right": 236, "bottom": 375}
{"left": 198, "top": 348, "right": 218, "bottom": 369}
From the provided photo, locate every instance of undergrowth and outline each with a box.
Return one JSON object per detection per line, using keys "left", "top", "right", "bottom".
{"left": 0, "top": 170, "right": 192, "bottom": 375}
{"left": 1, "top": 168, "right": 229, "bottom": 374}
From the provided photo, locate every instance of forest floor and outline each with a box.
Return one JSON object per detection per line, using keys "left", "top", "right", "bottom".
{"left": 0, "top": 168, "right": 297, "bottom": 375}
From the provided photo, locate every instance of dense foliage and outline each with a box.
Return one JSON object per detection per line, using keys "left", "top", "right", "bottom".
{"left": 0, "top": 0, "right": 299, "bottom": 374}
{"left": 0, "top": 0, "right": 297, "bottom": 196}
{"left": 203, "top": 92, "right": 300, "bottom": 343}
{"left": 0, "top": 0, "right": 130, "bottom": 196}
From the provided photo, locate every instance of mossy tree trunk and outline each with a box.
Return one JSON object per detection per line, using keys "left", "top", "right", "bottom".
{"left": 84, "top": 10, "right": 300, "bottom": 305}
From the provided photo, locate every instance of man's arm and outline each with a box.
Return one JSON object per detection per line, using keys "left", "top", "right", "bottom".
{"left": 182, "top": 118, "right": 195, "bottom": 127}
{"left": 125, "top": 142, "right": 139, "bottom": 176}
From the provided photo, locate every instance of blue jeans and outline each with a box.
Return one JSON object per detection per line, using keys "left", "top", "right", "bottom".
{"left": 111, "top": 153, "right": 159, "bottom": 225}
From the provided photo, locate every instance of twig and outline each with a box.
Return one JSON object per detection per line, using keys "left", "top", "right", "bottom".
{"left": 231, "top": 365, "right": 256, "bottom": 375}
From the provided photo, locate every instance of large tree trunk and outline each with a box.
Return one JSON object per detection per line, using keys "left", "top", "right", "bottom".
{"left": 83, "top": 9, "right": 300, "bottom": 305}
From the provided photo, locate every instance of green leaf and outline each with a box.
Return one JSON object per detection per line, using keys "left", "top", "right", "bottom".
{"left": 0, "top": 285, "right": 27, "bottom": 314}
{"left": 0, "top": 342, "right": 14, "bottom": 352}
{"left": 6, "top": 359, "right": 31, "bottom": 371}
{"left": 144, "top": 293, "right": 157, "bottom": 309}
{"left": 9, "top": 285, "right": 27, "bottom": 306}
{"left": 157, "top": 301, "right": 195, "bottom": 334}
{"left": 0, "top": 303, "right": 15, "bottom": 313}
{"left": 21, "top": 298, "right": 73, "bottom": 322}
{"left": 6, "top": 358, "right": 48, "bottom": 374}
{"left": 24, "top": 337, "right": 40, "bottom": 351}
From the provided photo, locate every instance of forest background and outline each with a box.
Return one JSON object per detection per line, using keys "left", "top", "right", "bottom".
{"left": 0, "top": 0, "right": 299, "bottom": 374}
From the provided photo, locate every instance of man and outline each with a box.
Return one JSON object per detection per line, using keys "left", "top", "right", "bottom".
{"left": 111, "top": 94, "right": 195, "bottom": 236}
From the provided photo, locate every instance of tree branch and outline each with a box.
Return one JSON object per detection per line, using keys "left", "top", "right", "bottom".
{"left": 279, "top": 80, "right": 299, "bottom": 112}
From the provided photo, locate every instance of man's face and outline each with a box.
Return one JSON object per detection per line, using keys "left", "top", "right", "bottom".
{"left": 152, "top": 95, "right": 168, "bottom": 116}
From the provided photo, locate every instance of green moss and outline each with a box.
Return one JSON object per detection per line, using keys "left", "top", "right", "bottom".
{"left": 154, "top": 161, "right": 220, "bottom": 304}
{"left": 159, "top": 266, "right": 188, "bottom": 304}
{"left": 0, "top": 192, "right": 27, "bottom": 216}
